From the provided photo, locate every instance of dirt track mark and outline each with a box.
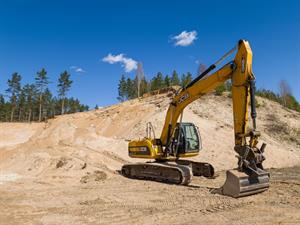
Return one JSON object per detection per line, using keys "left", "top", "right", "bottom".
{"left": 101, "top": 150, "right": 129, "bottom": 164}
{"left": 80, "top": 170, "right": 107, "bottom": 184}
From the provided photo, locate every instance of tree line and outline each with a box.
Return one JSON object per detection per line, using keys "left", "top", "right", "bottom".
{"left": 117, "top": 70, "right": 192, "bottom": 101}
{"left": 0, "top": 69, "right": 89, "bottom": 122}
{"left": 117, "top": 71, "right": 300, "bottom": 112}
{"left": 255, "top": 80, "right": 300, "bottom": 112}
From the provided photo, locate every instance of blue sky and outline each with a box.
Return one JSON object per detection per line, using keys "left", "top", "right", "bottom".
{"left": 0, "top": 0, "right": 299, "bottom": 107}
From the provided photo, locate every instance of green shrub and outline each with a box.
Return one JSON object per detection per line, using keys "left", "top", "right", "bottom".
{"left": 215, "top": 84, "right": 226, "bottom": 96}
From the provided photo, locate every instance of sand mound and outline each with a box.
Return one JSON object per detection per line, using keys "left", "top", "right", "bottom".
{"left": 0, "top": 92, "right": 299, "bottom": 182}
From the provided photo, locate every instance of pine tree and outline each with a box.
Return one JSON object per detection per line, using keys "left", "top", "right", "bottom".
{"left": 139, "top": 78, "right": 149, "bottom": 96}
{"left": 164, "top": 75, "right": 171, "bottom": 87}
{"left": 181, "top": 73, "right": 186, "bottom": 87}
{"left": 151, "top": 72, "right": 164, "bottom": 91}
{"left": 0, "top": 95, "right": 4, "bottom": 110}
{"left": 17, "top": 88, "right": 26, "bottom": 121}
{"left": 133, "top": 76, "right": 140, "bottom": 98}
{"left": 71, "top": 98, "right": 81, "bottom": 113}
{"left": 35, "top": 68, "right": 49, "bottom": 122}
{"left": 0, "top": 95, "right": 6, "bottom": 121}
{"left": 80, "top": 104, "right": 89, "bottom": 112}
{"left": 58, "top": 71, "right": 73, "bottom": 115}
{"left": 171, "top": 70, "right": 180, "bottom": 86}
{"left": 23, "top": 84, "right": 37, "bottom": 122}
{"left": 6, "top": 72, "right": 22, "bottom": 122}
{"left": 126, "top": 78, "right": 136, "bottom": 99}
{"left": 150, "top": 77, "right": 156, "bottom": 91}
{"left": 117, "top": 75, "right": 127, "bottom": 102}
{"left": 181, "top": 72, "right": 192, "bottom": 88}
{"left": 43, "top": 88, "right": 53, "bottom": 120}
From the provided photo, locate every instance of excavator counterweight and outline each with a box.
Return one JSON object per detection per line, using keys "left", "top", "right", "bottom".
{"left": 121, "top": 40, "right": 270, "bottom": 198}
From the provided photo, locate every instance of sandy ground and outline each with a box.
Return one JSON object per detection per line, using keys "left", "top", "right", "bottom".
{"left": 0, "top": 167, "right": 299, "bottom": 225}
{"left": 0, "top": 92, "right": 300, "bottom": 225}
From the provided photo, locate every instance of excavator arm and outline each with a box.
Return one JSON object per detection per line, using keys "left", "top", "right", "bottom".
{"left": 160, "top": 61, "right": 234, "bottom": 146}
{"left": 161, "top": 40, "right": 254, "bottom": 148}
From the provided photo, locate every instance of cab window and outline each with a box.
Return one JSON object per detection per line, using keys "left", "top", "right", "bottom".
{"left": 183, "top": 124, "right": 199, "bottom": 150}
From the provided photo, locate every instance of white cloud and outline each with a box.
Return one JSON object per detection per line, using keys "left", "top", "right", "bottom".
{"left": 172, "top": 30, "right": 197, "bottom": 46}
{"left": 102, "top": 53, "right": 137, "bottom": 72}
{"left": 75, "top": 68, "right": 85, "bottom": 73}
{"left": 70, "top": 66, "right": 86, "bottom": 73}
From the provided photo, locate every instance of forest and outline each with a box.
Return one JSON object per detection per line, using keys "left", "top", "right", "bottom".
{"left": 117, "top": 70, "right": 193, "bottom": 101}
{"left": 0, "top": 69, "right": 89, "bottom": 122}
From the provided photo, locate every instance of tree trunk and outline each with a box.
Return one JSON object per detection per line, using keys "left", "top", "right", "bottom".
{"left": 43, "top": 107, "right": 47, "bottom": 121}
{"left": 52, "top": 106, "right": 56, "bottom": 117}
{"left": 10, "top": 101, "right": 15, "bottom": 122}
{"left": 61, "top": 99, "right": 65, "bottom": 115}
{"left": 39, "top": 94, "right": 42, "bottom": 122}
{"left": 283, "top": 95, "right": 287, "bottom": 107}
{"left": 18, "top": 108, "right": 22, "bottom": 121}
{"left": 10, "top": 107, "right": 14, "bottom": 122}
{"left": 28, "top": 108, "right": 32, "bottom": 123}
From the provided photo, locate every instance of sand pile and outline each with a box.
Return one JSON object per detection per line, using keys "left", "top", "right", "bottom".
{"left": 0, "top": 123, "right": 42, "bottom": 148}
{"left": 0, "top": 92, "right": 299, "bottom": 183}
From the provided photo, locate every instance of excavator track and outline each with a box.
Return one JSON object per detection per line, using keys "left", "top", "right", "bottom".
{"left": 121, "top": 162, "right": 192, "bottom": 185}
{"left": 176, "top": 160, "right": 215, "bottom": 178}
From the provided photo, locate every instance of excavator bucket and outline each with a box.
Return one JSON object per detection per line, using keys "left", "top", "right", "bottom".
{"left": 221, "top": 169, "right": 270, "bottom": 198}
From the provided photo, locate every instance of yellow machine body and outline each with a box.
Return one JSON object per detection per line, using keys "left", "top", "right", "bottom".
{"left": 128, "top": 138, "right": 162, "bottom": 159}
{"left": 128, "top": 138, "right": 199, "bottom": 159}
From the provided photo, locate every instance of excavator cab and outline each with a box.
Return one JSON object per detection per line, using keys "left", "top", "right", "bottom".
{"left": 172, "top": 123, "right": 201, "bottom": 156}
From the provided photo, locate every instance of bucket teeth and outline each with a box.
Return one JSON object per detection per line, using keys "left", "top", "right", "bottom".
{"left": 221, "top": 169, "right": 270, "bottom": 198}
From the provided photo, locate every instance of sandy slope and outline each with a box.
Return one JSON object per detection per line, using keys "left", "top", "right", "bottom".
{"left": 1, "top": 92, "right": 299, "bottom": 176}
{"left": 0, "top": 123, "right": 42, "bottom": 148}
{"left": 0, "top": 92, "right": 300, "bottom": 225}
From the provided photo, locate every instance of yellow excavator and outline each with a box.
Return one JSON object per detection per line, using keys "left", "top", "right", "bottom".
{"left": 121, "top": 40, "right": 270, "bottom": 197}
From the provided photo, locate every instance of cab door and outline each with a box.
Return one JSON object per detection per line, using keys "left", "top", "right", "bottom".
{"left": 173, "top": 123, "right": 201, "bottom": 155}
